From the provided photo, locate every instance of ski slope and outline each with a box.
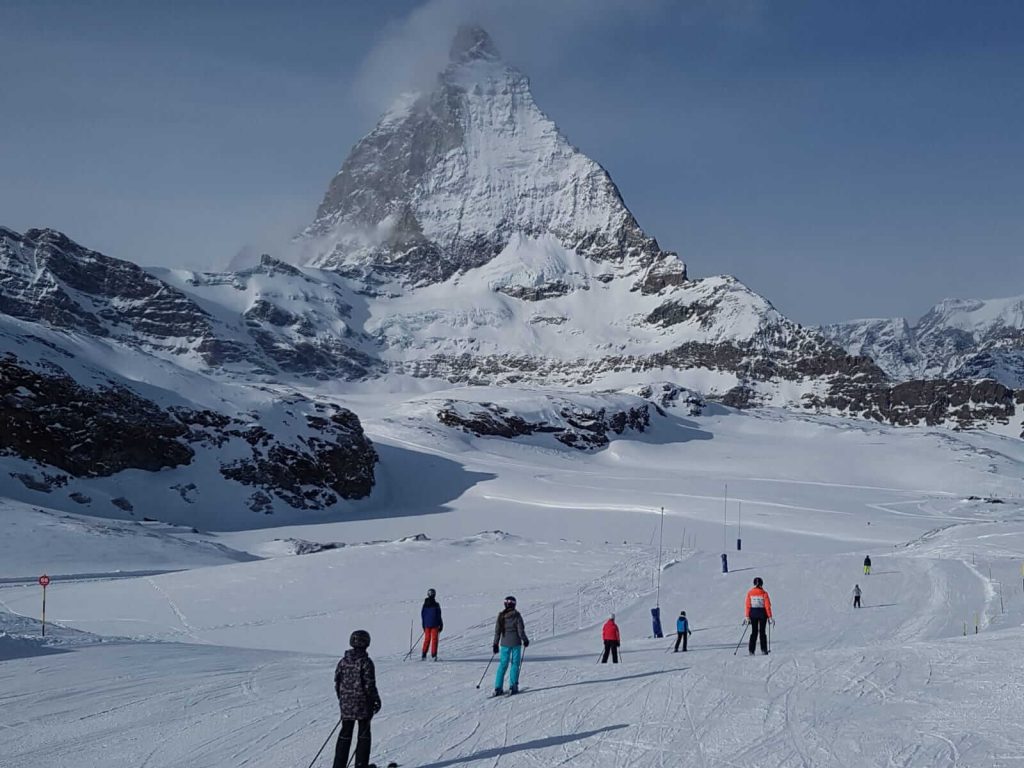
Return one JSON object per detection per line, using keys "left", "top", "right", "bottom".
{"left": 3, "top": 407, "right": 1024, "bottom": 767}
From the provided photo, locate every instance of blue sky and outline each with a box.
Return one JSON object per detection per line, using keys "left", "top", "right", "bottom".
{"left": 2, "top": 0, "right": 1022, "bottom": 324}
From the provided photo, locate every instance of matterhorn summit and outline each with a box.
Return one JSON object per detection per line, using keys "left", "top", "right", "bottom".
{"left": 300, "top": 25, "right": 685, "bottom": 295}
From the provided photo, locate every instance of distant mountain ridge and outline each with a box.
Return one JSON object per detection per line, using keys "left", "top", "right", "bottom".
{"left": 823, "top": 294, "right": 1024, "bottom": 389}
{"left": 1, "top": 26, "right": 1021, "bottom": 526}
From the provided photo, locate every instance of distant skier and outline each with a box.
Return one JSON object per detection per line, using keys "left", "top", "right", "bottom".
{"left": 674, "top": 610, "right": 691, "bottom": 652}
{"left": 492, "top": 595, "right": 529, "bottom": 696}
{"left": 601, "top": 614, "right": 621, "bottom": 663}
{"left": 853, "top": 584, "right": 862, "bottom": 608}
{"left": 421, "top": 588, "right": 443, "bottom": 660}
{"left": 333, "top": 630, "right": 381, "bottom": 768}
{"left": 863, "top": 555, "right": 872, "bottom": 576}
{"left": 744, "top": 577, "right": 773, "bottom": 655}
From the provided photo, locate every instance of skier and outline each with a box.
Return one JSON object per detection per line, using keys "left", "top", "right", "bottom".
{"left": 853, "top": 584, "right": 862, "bottom": 608}
{"left": 421, "top": 587, "right": 443, "bottom": 660}
{"left": 601, "top": 613, "right": 621, "bottom": 663}
{"left": 674, "top": 610, "right": 691, "bottom": 652}
{"left": 744, "top": 577, "right": 773, "bottom": 655}
{"left": 333, "top": 630, "right": 381, "bottom": 768}
{"left": 863, "top": 555, "right": 872, "bottom": 576}
{"left": 492, "top": 595, "right": 529, "bottom": 696}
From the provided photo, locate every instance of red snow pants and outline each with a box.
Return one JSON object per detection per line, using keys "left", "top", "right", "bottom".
{"left": 422, "top": 627, "right": 440, "bottom": 657}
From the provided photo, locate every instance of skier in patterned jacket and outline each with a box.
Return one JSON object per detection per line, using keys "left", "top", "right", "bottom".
{"left": 492, "top": 595, "right": 529, "bottom": 696}
{"left": 333, "top": 630, "right": 381, "bottom": 768}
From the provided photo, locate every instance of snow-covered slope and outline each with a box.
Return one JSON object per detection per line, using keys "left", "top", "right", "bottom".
{"left": 0, "top": 500, "right": 255, "bottom": 578}
{"left": 4, "top": 407, "right": 1024, "bottom": 767}
{"left": 824, "top": 294, "right": 1024, "bottom": 388}
{"left": 0, "top": 315, "right": 378, "bottom": 527}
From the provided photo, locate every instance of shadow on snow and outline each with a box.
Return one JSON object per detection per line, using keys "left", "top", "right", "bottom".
{"left": 352, "top": 442, "right": 498, "bottom": 522}
{"left": 416, "top": 724, "right": 630, "bottom": 767}
{"left": 524, "top": 668, "right": 685, "bottom": 694}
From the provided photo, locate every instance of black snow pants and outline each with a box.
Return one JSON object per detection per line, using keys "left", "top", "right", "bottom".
{"left": 854, "top": 595, "right": 861, "bottom": 608}
{"left": 601, "top": 640, "right": 619, "bottom": 663}
{"left": 748, "top": 616, "right": 769, "bottom": 654}
{"left": 674, "top": 631, "right": 688, "bottom": 651}
{"left": 333, "top": 718, "right": 371, "bottom": 768}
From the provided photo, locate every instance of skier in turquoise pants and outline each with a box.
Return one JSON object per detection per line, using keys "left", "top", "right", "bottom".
{"left": 492, "top": 595, "right": 529, "bottom": 696}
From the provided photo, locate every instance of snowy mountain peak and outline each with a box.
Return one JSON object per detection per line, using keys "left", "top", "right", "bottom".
{"left": 449, "top": 24, "right": 500, "bottom": 63}
{"left": 823, "top": 293, "right": 1024, "bottom": 387}
{"left": 299, "top": 25, "right": 684, "bottom": 295}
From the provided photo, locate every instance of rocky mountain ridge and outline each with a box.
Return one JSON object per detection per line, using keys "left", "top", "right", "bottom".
{"left": 823, "top": 295, "right": 1024, "bottom": 389}
{"left": 299, "top": 26, "right": 685, "bottom": 297}
{"left": 1, "top": 26, "right": 1021, "bottom": 526}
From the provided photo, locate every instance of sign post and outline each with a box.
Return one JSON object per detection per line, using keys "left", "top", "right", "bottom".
{"left": 38, "top": 574, "right": 50, "bottom": 637}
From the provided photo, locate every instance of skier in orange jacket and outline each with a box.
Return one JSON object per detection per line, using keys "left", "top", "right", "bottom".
{"left": 744, "top": 577, "right": 773, "bottom": 655}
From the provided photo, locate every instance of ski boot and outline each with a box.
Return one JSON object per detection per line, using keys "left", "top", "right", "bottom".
{"left": 492, "top": 688, "right": 504, "bottom": 698}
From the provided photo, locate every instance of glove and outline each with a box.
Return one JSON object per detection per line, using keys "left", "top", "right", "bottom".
{"left": 438, "top": 624, "right": 443, "bottom": 633}
{"left": 492, "top": 644, "right": 499, "bottom": 655}
{"left": 742, "top": 618, "right": 749, "bottom": 625}
{"left": 769, "top": 618, "right": 775, "bottom": 626}
{"left": 523, "top": 639, "right": 530, "bottom": 648}
{"left": 372, "top": 699, "right": 381, "bottom": 715}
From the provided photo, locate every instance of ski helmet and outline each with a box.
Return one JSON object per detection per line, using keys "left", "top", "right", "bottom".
{"left": 504, "top": 595, "right": 517, "bottom": 608}
{"left": 753, "top": 577, "right": 763, "bottom": 587}
{"left": 427, "top": 588, "right": 436, "bottom": 598}
{"left": 349, "top": 629, "right": 371, "bottom": 649}
{"left": 680, "top": 611, "right": 686, "bottom": 617}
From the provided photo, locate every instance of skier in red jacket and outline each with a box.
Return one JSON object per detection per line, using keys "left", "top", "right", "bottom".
{"left": 601, "top": 614, "right": 621, "bottom": 663}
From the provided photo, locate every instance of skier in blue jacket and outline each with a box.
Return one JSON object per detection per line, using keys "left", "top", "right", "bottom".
{"left": 674, "top": 610, "right": 691, "bottom": 652}
{"left": 420, "top": 588, "right": 443, "bottom": 660}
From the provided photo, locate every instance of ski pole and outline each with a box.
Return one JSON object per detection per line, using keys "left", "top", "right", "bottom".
{"left": 306, "top": 716, "right": 342, "bottom": 768}
{"left": 768, "top": 620, "right": 772, "bottom": 653}
{"left": 732, "top": 623, "right": 749, "bottom": 655}
{"left": 475, "top": 652, "right": 496, "bottom": 689}
{"left": 403, "top": 631, "right": 424, "bottom": 661}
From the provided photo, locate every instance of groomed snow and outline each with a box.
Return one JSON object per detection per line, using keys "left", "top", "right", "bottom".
{"left": 3, "top": 404, "right": 1024, "bottom": 766}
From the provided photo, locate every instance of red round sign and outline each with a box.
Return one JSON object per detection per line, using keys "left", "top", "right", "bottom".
{"left": 38, "top": 575, "right": 50, "bottom": 587}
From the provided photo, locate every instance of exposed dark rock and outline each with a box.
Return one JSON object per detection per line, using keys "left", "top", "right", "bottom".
{"left": 245, "top": 299, "right": 299, "bottom": 327}
{"left": 646, "top": 300, "right": 717, "bottom": 329}
{"left": 111, "top": 496, "right": 134, "bottom": 512}
{"left": 804, "top": 377, "right": 1019, "bottom": 428}
{"left": 435, "top": 398, "right": 653, "bottom": 451}
{"left": 0, "top": 358, "right": 194, "bottom": 476}
{"left": 220, "top": 408, "right": 377, "bottom": 509}
{"left": 628, "top": 383, "right": 705, "bottom": 415}
{"left": 437, "top": 402, "right": 535, "bottom": 438}
{"left": 495, "top": 281, "right": 575, "bottom": 301}
{"left": 719, "top": 386, "right": 758, "bottom": 409}
{"left": 68, "top": 491, "right": 91, "bottom": 504}
{"left": 11, "top": 471, "right": 67, "bottom": 492}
